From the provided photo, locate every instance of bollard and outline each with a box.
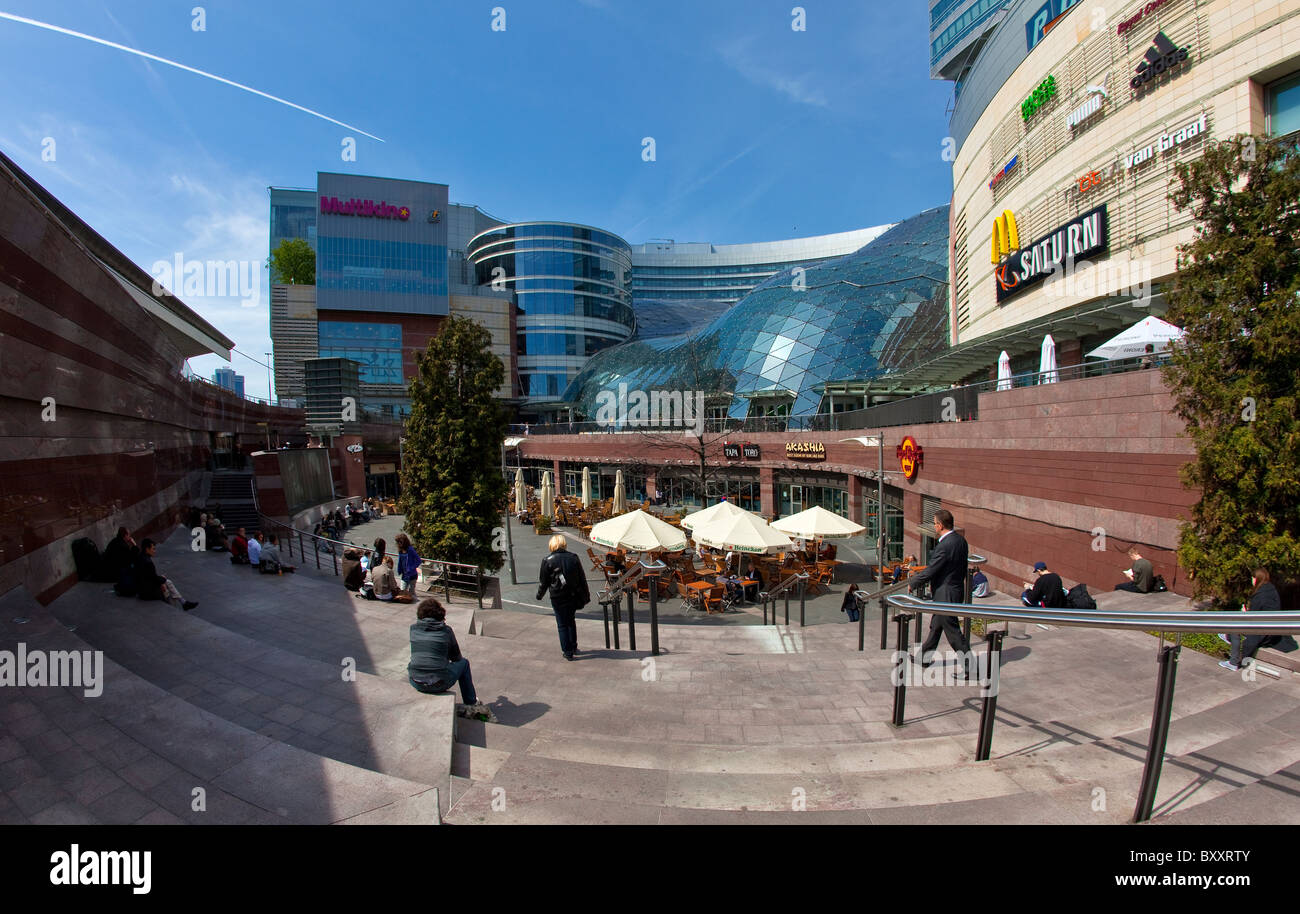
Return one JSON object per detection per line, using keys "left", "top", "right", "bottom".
{"left": 648, "top": 573, "right": 660, "bottom": 656}
{"left": 1133, "top": 642, "right": 1181, "bottom": 823}
{"left": 974, "top": 628, "right": 1005, "bottom": 761}
{"left": 891, "top": 612, "right": 912, "bottom": 727}
{"left": 612, "top": 597, "right": 621, "bottom": 650}
{"left": 626, "top": 590, "right": 636, "bottom": 652}
{"left": 761, "top": 595, "right": 768, "bottom": 626}
{"left": 858, "top": 593, "right": 866, "bottom": 652}
{"left": 784, "top": 590, "right": 790, "bottom": 627}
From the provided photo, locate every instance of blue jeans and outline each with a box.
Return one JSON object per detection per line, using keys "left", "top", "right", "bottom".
{"left": 553, "top": 606, "right": 578, "bottom": 655}
{"left": 411, "top": 658, "right": 477, "bottom": 705}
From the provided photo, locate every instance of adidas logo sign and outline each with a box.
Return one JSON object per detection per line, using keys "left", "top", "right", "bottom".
{"left": 1130, "top": 31, "right": 1189, "bottom": 90}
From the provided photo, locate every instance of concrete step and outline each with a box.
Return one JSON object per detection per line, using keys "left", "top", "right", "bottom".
{"left": 0, "top": 589, "right": 441, "bottom": 824}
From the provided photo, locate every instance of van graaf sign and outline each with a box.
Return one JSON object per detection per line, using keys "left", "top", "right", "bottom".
{"left": 1125, "top": 113, "right": 1207, "bottom": 171}
{"left": 995, "top": 205, "right": 1109, "bottom": 303}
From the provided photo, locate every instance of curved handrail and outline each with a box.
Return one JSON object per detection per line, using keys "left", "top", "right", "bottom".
{"left": 885, "top": 594, "right": 1300, "bottom": 634}
{"left": 761, "top": 571, "right": 810, "bottom": 601}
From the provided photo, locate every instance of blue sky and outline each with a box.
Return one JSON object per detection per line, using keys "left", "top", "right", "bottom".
{"left": 0, "top": 1, "right": 955, "bottom": 398}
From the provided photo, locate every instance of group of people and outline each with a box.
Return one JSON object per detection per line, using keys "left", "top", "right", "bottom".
{"left": 345, "top": 533, "right": 420, "bottom": 602}
{"left": 227, "top": 527, "right": 296, "bottom": 575}
{"left": 102, "top": 527, "right": 199, "bottom": 611}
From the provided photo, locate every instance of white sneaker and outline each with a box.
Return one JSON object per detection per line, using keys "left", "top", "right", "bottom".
{"left": 1218, "top": 660, "right": 1240, "bottom": 671}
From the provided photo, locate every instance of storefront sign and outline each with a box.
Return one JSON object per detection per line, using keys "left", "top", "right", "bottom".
{"left": 1117, "top": 0, "right": 1174, "bottom": 36}
{"left": 990, "top": 210, "right": 1020, "bottom": 265}
{"left": 995, "top": 204, "right": 1109, "bottom": 303}
{"left": 1065, "top": 75, "right": 1109, "bottom": 129}
{"left": 1026, "top": 0, "right": 1083, "bottom": 51}
{"left": 320, "top": 196, "right": 411, "bottom": 221}
{"left": 989, "top": 155, "right": 1019, "bottom": 192}
{"left": 1124, "top": 113, "right": 1207, "bottom": 170}
{"left": 346, "top": 444, "right": 364, "bottom": 453}
{"left": 742, "top": 443, "right": 761, "bottom": 460}
{"left": 1021, "top": 75, "right": 1057, "bottom": 121}
{"left": 1130, "top": 31, "right": 1190, "bottom": 90}
{"left": 369, "top": 463, "right": 396, "bottom": 475}
{"left": 722, "top": 443, "right": 742, "bottom": 460}
{"left": 897, "top": 436, "right": 923, "bottom": 481}
{"left": 785, "top": 441, "right": 826, "bottom": 461}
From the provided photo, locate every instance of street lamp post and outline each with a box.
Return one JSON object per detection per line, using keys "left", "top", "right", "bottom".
{"left": 502, "top": 441, "right": 517, "bottom": 585}
{"left": 265, "top": 352, "right": 273, "bottom": 405}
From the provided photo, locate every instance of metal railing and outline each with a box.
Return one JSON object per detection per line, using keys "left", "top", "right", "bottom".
{"left": 758, "top": 572, "right": 810, "bottom": 627}
{"left": 882, "top": 592, "right": 1300, "bottom": 822}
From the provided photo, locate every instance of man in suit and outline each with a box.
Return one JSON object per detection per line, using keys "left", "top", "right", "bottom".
{"left": 907, "top": 509, "right": 970, "bottom": 667}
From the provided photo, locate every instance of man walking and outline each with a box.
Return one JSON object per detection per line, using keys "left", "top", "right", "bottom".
{"left": 907, "top": 509, "right": 971, "bottom": 668}
{"left": 537, "top": 534, "right": 591, "bottom": 660}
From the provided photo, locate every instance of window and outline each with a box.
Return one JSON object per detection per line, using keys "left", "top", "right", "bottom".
{"left": 1269, "top": 71, "right": 1300, "bottom": 138}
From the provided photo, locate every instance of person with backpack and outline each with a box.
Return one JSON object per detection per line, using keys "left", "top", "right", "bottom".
{"left": 537, "top": 534, "right": 591, "bottom": 661}
{"left": 1021, "top": 561, "right": 1067, "bottom": 607}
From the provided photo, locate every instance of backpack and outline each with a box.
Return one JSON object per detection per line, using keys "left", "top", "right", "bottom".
{"left": 1152, "top": 574, "right": 1168, "bottom": 593}
{"left": 1066, "top": 583, "right": 1096, "bottom": 610}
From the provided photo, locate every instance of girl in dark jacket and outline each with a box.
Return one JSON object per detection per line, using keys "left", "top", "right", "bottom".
{"left": 1221, "top": 568, "right": 1285, "bottom": 671}
{"left": 841, "top": 583, "right": 861, "bottom": 623}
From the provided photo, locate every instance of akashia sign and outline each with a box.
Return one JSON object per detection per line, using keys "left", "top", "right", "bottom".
{"left": 995, "top": 205, "right": 1109, "bottom": 303}
{"left": 320, "top": 196, "right": 411, "bottom": 220}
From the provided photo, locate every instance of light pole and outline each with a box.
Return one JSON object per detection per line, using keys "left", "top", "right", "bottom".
{"left": 265, "top": 351, "right": 273, "bottom": 404}
{"left": 502, "top": 440, "right": 517, "bottom": 585}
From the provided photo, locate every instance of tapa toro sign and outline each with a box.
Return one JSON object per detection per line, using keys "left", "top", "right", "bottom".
{"left": 995, "top": 204, "right": 1109, "bottom": 303}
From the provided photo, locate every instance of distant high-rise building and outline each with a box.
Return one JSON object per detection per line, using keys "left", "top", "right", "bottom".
{"left": 213, "top": 367, "right": 245, "bottom": 398}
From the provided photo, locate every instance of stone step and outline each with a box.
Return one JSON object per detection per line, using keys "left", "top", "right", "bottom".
{"left": 48, "top": 580, "right": 455, "bottom": 798}
{"left": 0, "top": 589, "right": 441, "bottom": 824}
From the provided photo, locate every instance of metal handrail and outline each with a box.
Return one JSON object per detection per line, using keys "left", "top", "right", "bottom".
{"left": 761, "top": 570, "right": 810, "bottom": 601}
{"left": 885, "top": 594, "right": 1300, "bottom": 634}
{"left": 259, "top": 515, "right": 377, "bottom": 556}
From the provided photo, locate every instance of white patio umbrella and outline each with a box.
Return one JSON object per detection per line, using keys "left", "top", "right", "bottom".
{"left": 692, "top": 511, "right": 793, "bottom": 555}
{"left": 771, "top": 505, "right": 866, "bottom": 540}
{"left": 996, "top": 351, "right": 1012, "bottom": 391}
{"left": 1086, "top": 316, "right": 1184, "bottom": 359}
{"left": 540, "top": 471, "right": 554, "bottom": 521}
{"left": 612, "top": 469, "right": 627, "bottom": 515}
{"left": 589, "top": 509, "right": 687, "bottom": 552}
{"left": 581, "top": 466, "right": 592, "bottom": 508}
{"left": 681, "top": 498, "right": 754, "bottom": 531}
{"left": 514, "top": 468, "right": 526, "bottom": 513}
{"left": 1039, "top": 333, "right": 1058, "bottom": 384}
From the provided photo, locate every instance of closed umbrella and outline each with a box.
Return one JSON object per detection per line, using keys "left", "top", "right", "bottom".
{"left": 589, "top": 509, "right": 687, "bottom": 553}
{"left": 612, "top": 469, "right": 627, "bottom": 515}
{"left": 692, "top": 511, "right": 793, "bottom": 554}
{"left": 997, "top": 350, "right": 1012, "bottom": 391}
{"left": 1039, "top": 333, "right": 1058, "bottom": 384}
{"left": 681, "top": 498, "right": 754, "bottom": 531}
{"left": 1086, "top": 316, "right": 1184, "bottom": 359}
{"left": 514, "top": 468, "right": 526, "bottom": 513}
{"left": 540, "top": 471, "right": 554, "bottom": 521}
{"left": 581, "top": 466, "right": 592, "bottom": 508}
{"left": 771, "top": 506, "right": 866, "bottom": 540}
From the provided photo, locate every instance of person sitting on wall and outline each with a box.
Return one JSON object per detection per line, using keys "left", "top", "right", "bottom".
{"left": 247, "top": 531, "right": 263, "bottom": 569}
{"left": 229, "top": 527, "right": 250, "bottom": 565}
{"left": 1115, "top": 546, "right": 1154, "bottom": 593}
{"left": 259, "top": 534, "right": 295, "bottom": 574}
{"left": 1021, "top": 561, "right": 1066, "bottom": 607}
{"left": 101, "top": 526, "right": 140, "bottom": 587}
{"left": 971, "top": 567, "right": 990, "bottom": 598}
{"left": 1220, "top": 568, "right": 1290, "bottom": 671}
{"left": 135, "top": 539, "right": 198, "bottom": 611}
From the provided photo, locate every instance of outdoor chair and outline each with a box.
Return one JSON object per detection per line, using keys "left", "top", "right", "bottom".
{"left": 702, "top": 584, "right": 725, "bottom": 614}
{"left": 586, "top": 548, "right": 606, "bottom": 572}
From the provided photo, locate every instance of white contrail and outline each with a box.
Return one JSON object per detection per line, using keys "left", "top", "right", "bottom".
{"left": 0, "top": 11, "right": 384, "bottom": 142}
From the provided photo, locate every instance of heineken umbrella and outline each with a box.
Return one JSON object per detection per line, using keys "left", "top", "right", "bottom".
{"left": 612, "top": 469, "right": 627, "bottom": 515}
{"left": 581, "top": 466, "right": 592, "bottom": 508}
{"left": 997, "top": 351, "right": 1012, "bottom": 391}
{"left": 692, "top": 511, "right": 793, "bottom": 555}
{"left": 771, "top": 505, "right": 866, "bottom": 540}
{"left": 1086, "top": 316, "right": 1184, "bottom": 359}
{"left": 1040, "top": 334, "right": 1058, "bottom": 384}
{"left": 514, "top": 468, "right": 526, "bottom": 513}
{"left": 589, "top": 509, "right": 687, "bottom": 553}
{"left": 681, "top": 498, "right": 755, "bottom": 531}
{"left": 540, "top": 471, "right": 554, "bottom": 521}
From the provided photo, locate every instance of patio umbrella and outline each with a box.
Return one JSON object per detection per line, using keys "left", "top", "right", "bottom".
{"left": 771, "top": 505, "right": 866, "bottom": 540}
{"left": 692, "top": 511, "right": 793, "bottom": 554}
{"left": 1086, "top": 316, "right": 1184, "bottom": 359}
{"left": 1039, "top": 333, "right": 1058, "bottom": 384}
{"left": 581, "top": 466, "right": 592, "bottom": 508}
{"left": 514, "top": 468, "right": 526, "bottom": 513}
{"left": 589, "top": 509, "right": 687, "bottom": 552}
{"left": 612, "top": 469, "right": 627, "bottom": 515}
{"left": 996, "top": 351, "right": 1012, "bottom": 391}
{"left": 540, "top": 471, "right": 554, "bottom": 521}
{"left": 681, "top": 498, "right": 754, "bottom": 531}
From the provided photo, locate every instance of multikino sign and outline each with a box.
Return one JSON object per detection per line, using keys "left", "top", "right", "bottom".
{"left": 320, "top": 196, "right": 411, "bottom": 220}
{"left": 995, "top": 205, "right": 1108, "bottom": 303}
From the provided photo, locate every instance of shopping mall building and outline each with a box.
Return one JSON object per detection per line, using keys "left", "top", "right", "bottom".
{"left": 512, "top": 0, "right": 1300, "bottom": 599}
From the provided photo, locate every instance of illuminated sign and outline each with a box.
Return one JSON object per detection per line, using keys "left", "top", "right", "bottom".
{"left": 989, "top": 155, "right": 1019, "bottom": 192}
{"left": 1065, "top": 75, "right": 1109, "bottom": 129}
{"left": 785, "top": 441, "right": 825, "bottom": 461}
{"left": 990, "top": 210, "right": 1020, "bottom": 265}
{"left": 1124, "top": 113, "right": 1207, "bottom": 170}
{"left": 1021, "top": 75, "right": 1058, "bottom": 121}
{"left": 1026, "top": 0, "right": 1083, "bottom": 52}
{"left": 1117, "top": 0, "right": 1173, "bottom": 36}
{"left": 320, "top": 197, "right": 411, "bottom": 220}
{"left": 742, "top": 443, "right": 761, "bottom": 460}
{"left": 1131, "top": 31, "right": 1190, "bottom": 90}
{"left": 723, "top": 443, "right": 742, "bottom": 460}
{"left": 897, "top": 437, "right": 923, "bottom": 481}
{"left": 995, "top": 205, "right": 1108, "bottom": 303}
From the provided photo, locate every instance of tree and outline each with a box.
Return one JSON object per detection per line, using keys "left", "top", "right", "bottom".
{"left": 398, "top": 316, "right": 508, "bottom": 572}
{"left": 1164, "top": 134, "right": 1300, "bottom": 604}
{"left": 267, "top": 238, "right": 316, "bottom": 285}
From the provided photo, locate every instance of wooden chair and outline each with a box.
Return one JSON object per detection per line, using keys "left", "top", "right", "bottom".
{"left": 702, "top": 584, "right": 725, "bottom": 614}
{"left": 636, "top": 575, "right": 670, "bottom": 603}
{"left": 586, "top": 547, "right": 605, "bottom": 572}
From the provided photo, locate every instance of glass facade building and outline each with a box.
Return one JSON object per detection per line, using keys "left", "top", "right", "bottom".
{"left": 468, "top": 222, "right": 634, "bottom": 405}
{"left": 562, "top": 207, "right": 952, "bottom": 419}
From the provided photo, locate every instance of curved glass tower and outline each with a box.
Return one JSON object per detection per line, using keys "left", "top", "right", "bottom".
{"left": 468, "top": 222, "right": 634, "bottom": 410}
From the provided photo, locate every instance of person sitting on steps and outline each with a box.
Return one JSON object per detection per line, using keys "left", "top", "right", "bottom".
{"left": 135, "top": 539, "right": 198, "bottom": 611}
{"left": 407, "top": 597, "right": 495, "bottom": 721}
